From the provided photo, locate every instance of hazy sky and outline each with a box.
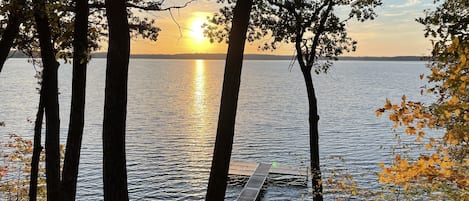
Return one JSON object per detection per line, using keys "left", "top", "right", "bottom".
{"left": 129, "top": 0, "right": 437, "bottom": 56}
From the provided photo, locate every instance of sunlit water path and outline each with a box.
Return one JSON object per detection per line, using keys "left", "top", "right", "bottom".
{"left": 0, "top": 59, "right": 431, "bottom": 200}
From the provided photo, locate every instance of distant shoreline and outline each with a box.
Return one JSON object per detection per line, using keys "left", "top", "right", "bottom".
{"left": 125, "top": 54, "right": 427, "bottom": 61}
{"left": 8, "top": 51, "right": 427, "bottom": 61}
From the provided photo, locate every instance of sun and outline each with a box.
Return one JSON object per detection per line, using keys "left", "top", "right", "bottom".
{"left": 189, "top": 19, "right": 206, "bottom": 40}
{"left": 186, "top": 16, "right": 213, "bottom": 53}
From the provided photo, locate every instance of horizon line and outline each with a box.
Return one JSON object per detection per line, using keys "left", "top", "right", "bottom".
{"left": 8, "top": 51, "right": 428, "bottom": 61}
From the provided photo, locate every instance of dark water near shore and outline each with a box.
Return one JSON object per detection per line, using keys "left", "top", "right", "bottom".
{"left": 0, "top": 59, "right": 431, "bottom": 200}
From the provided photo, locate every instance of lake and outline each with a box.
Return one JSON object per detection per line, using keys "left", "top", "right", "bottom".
{"left": 0, "top": 59, "right": 431, "bottom": 200}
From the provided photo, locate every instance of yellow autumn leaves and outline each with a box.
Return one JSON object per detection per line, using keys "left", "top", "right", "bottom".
{"left": 376, "top": 37, "right": 469, "bottom": 200}
{"left": 0, "top": 134, "right": 47, "bottom": 201}
{"left": 378, "top": 153, "right": 466, "bottom": 189}
{"left": 376, "top": 95, "right": 434, "bottom": 141}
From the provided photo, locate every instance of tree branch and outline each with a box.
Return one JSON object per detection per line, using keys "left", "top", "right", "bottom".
{"left": 89, "top": 0, "right": 195, "bottom": 11}
{"left": 168, "top": 9, "right": 183, "bottom": 39}
{"left": 295, "top": 23, "right": 306, "bottom": 69}
{"left": 267, "top": 1, "right": 306, "bottom": 68}
{"left": 305, "top": 1, "right": 330, "bottom": 28}
{"left": 268, "top": 0, "right": 300, "bottom": 20}
{"left": 307, "top": 0, "right": 334, "bottom": 67}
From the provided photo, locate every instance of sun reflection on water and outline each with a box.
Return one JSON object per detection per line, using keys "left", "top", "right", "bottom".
{"left": 191, "top": 60, "right": 211, "bottom": 138}
{"left": 193, "top": 59, "right": 207, "bottom": 116}
{"left": 187, "top": 59, "right": 213, "bottom": 185}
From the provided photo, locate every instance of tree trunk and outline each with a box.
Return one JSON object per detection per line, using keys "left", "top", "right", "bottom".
{"left": 296, "top": 3, "right": 332, "bottom": 199}
{"left": 205, "top": 1, "right": 253, "bottom": 200}
{"left": 61, "top": 0, "right": 89, "bottom": 200}
{"left": 301, "top": 68, "right": 323, "bottom": 201}
{"left": 0, "top": 0, "right": 25, "bottom": 72}
{"left": 29, "top": 96, "right": 44, "bottom": 201}
{"left": 32, "top": 0, "right": 61, "bottom": 200}
{"left": 103, "top": 0, "right": 130, "bottom": 200}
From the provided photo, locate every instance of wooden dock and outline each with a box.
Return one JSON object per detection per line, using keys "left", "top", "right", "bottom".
{"left": 229, "top": 160, "right": 308, "bottom": 177}
{"left": 237, "top": 163, "right": 271, "bottom": 201}
{"left": 230, "top": 160, "right": 309, "bottom": 201}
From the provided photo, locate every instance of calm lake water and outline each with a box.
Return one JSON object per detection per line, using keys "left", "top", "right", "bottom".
{"left": 0, "top": 59, "right": 431, "bottom": 200}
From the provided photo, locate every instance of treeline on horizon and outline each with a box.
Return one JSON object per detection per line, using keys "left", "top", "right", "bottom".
{"left": 7, "top": 50, "right": 428, "bottom": 61}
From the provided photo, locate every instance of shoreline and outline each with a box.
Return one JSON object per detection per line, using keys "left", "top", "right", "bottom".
{"left": 7, "top": 51, "right": 427, "bottom": 61}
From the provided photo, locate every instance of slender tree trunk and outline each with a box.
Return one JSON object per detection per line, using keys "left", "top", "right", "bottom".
{"left": 0, "top": 0, "right": 25, "bottom": 72}
{"left": 103, "top": 0, "right": 130, "bottom": 200}
{"left": 29, "top": 96, "right": 44, "bottom": 201}
{"left": 32, "top": 0, "right": 61, "bottom": 200}
{"left": 301, "top": 67, "right": 323, "bottom": 201}
{"left": 61, "top": 0, "right": 89, "bottom": 200}
{"left": 295, "top": 3, "right": 332, "bottom": 200}
{"left": 205, "top": 1, "right": 253, "bottom": 200}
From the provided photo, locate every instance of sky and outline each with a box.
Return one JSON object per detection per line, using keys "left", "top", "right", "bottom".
{"left": 129, "top": 0, "right": 437, "bottom": 57}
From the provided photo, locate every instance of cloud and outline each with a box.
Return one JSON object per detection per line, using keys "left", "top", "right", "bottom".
{"left": 383, "top": 11, "right": 412, "bottom": 17}
{"left": 382, "top": 9, "right": 423, "bottom": 17}
{"left": 389, "top": 0, "right": 422, "bottom": 8}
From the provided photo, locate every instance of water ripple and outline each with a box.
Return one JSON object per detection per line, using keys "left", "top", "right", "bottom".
{"left": 0, "top": 59, "right": 438, "bottom": 200}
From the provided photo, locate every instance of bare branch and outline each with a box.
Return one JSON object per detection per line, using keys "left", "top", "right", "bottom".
{"left": 89, "top": 1, "right": 195, "bottom": 11}
{"left": 168, "top": 9, "right": 183, "bottom": 40}
{"left": 150, "top": 0, "right": 195, "bottom": 11}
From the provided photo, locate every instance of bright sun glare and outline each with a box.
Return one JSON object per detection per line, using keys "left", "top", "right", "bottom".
{"left": 187, "top": 16, "right": 212, "bottom": 53}
{"left": 189, "top": 19, "right": 206, "bottom": 40}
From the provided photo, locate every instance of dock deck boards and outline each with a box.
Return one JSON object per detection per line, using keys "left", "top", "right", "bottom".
{"left": 229, "top": 160, "right": 308, "bottom": 177}
{"left": 237, "top": 163, "right": 271, "bottom": 201}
